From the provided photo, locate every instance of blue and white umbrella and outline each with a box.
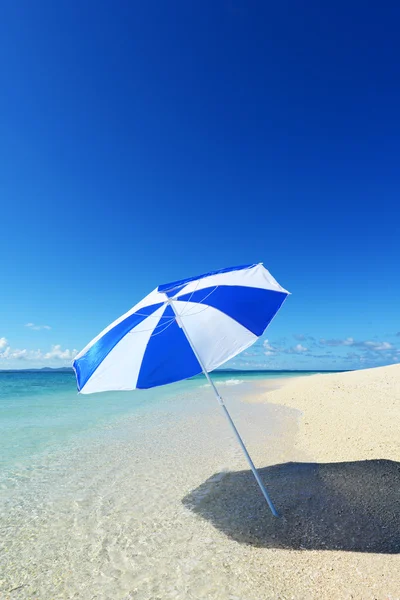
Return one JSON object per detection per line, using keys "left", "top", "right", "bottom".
{"left": 73, "top": 263, "right": 289, "bottom": 516}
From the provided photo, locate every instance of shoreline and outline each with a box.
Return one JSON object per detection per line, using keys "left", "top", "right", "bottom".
{"left": 252, "top": 363, "right": 400, "bottom": 463}
{"left": 1, "top": 367, "right": 398, "bottom": 599}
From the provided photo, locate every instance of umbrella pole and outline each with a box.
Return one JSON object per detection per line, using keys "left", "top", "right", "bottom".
{"left": 169, "top": 300, "right": 279, "bottom": 518}
{"left": 201, "top": 368, "right": 280, "bottom": 518}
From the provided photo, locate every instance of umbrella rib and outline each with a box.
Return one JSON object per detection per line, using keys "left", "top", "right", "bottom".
{"left": 179, "top": 285, "right": 219, "bottom": 316}
{"left": 178, "top": 304, "right": 211, "bottom": 317}
{"left": 149, "top": 318, "right": 176, "bottom": 337}
{"left": 127, "top": 317, "right": 175, "bottom": 336}
{"left": 131, "top": 310, "right": 170, "bottom": 319}
{"left": 175, "top": 279, "right": 201, "bottom": 316}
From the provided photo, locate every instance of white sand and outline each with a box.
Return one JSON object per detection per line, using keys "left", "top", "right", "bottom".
{"left": 260, "top": 363, "right": 400, "bottom": 463}
{"left": 241, "top": 363, "right": 400, "bottom": 599}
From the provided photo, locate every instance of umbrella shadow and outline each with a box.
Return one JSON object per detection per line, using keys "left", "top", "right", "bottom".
{"left": 182, "top": 459, "right": 400, "bottom": 553}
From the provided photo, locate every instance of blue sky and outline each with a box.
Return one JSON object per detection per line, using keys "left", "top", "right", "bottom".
{"left": 1, "top": 1, "right": 399, "bottom": 371}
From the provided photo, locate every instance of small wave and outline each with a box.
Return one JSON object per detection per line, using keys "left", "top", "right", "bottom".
{"left": 223, "top": 379, "right": 244, "bottom": 386}
{"left": 201, "top": 379, "right": 244, "bottom": 387}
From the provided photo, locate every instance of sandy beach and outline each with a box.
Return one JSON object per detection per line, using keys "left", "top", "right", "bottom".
{"left": 1, "top": 366, "right": 399, "bottom": 599}
{"left": 235, "top": 363, "right": 400, "bottom": 599}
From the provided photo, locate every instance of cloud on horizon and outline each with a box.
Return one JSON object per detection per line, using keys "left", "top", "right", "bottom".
{"left": 292, "top": 343, "right": 308, "bottom": 353}
{"left": 320, "top": 337, "right": 394, "bottom": 352}
{"left": 263, "top": 339, "right": 308, "bottom": 355}
{"left": 2, "top": 330, "right": 398, "bottom": 371}
{"left": 43, "top": 345, "right": 77, "bottom": 360}
{"left": 233, "top": 331, "right": 400, "bottom": 370}
{"left": 0, "top": 342, "right": 77, "bottom": 363}
{"left": 263, "top": 339, "right": 277, "bottom": 356}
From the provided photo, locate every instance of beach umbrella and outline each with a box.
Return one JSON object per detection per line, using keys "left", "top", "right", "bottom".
{"left": 73, "top": 263, "right": 289, "bottom": 516}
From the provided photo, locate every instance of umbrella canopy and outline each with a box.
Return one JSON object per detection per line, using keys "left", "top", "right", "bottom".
{"left": 73, "top": 263, "right": 289, "bottom": 394}
{"left": 73, "top": 262, "right": 289, "bottom": 517}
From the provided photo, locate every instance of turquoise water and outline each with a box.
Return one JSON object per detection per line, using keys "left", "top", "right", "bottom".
{"left": 0, "top": 368, "right": 333, "bottom": 598}
{"left": 0, "top": 369, "right": 327, "bottom": 478}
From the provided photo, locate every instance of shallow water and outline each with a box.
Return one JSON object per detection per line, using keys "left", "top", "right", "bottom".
{"left": 0, "top": 370, "right": 317, "bottom": 481}
{"left": 0, "top": 371, "right": 307, "bottom": 598}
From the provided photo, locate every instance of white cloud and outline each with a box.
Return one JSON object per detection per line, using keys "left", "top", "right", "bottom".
{"left": 11, "top": 348, "right": 28, "bottom": 359}
{"left": 43, "top": 345, "right": 78, "bottom": 360}
{"left": 0, "top": 342, "right": 77, "bottom": 363}
{"left": 364, "top": 341, "right": 393, "bottom": 351}
{"left": 0, "top": 337, "right": 8, "bottom": 350}
{"left": 320, "top": 337, "right": 394, "bottom": 352}
{"left": 293, "top": 343, "right": 307, "bottom": 353}
{"left": 263, "top": 339, "right": 274, "bottom": 351}
{"left": 0, "top": 347, "right": 34, "bottom": 360}
{"left": 263, "top": 339, "right": 308, "bottom": 356}
{"left": 263, "top": 339, "right": 278, "bottom": 355}
{"left": 320, "top": 337, "right": 354, "bottom": 346}
{"left": 0, "top": 346, "right": 11, "bottom": 358}
{"left": 25, "top": 323, "right": 51, "bottom": 331}
{"left": 279, "top": 344, "right": 309, "bottom": 355}
{"left": 242, "top": 334, "right": 399, "bottom": 369}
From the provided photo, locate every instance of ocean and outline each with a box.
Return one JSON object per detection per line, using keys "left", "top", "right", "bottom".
{"left": 0, "top": 369, "right": 324, "bottom": 598}
{"left": 0, "top": 369, "right": 325, "bottom": 482}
